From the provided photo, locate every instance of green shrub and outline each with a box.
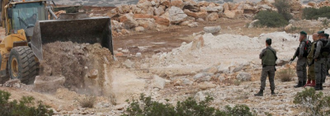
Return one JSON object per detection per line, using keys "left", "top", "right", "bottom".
{"left": 0, "top": 90, "right": 54, "bottom": 116}
{"left": 122, "top": 94, "right": 256, "bottom": 116}
{"left": 294, "top": 88, "right": 330, "bottom": 116}
{"left": 273, "top": 0, "right": 292, "bottom": 21}
{"left": 254, "top": 11, "right": 289, "bottom": 27}
{"left": 303, "top": 7, "right": 330, "bottom": 20}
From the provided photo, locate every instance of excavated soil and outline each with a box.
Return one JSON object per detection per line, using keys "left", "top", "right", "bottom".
{"left": 40, "top": 41, "right": 112, "bottom": 95}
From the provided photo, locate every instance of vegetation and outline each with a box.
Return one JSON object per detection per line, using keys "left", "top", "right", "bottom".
{"left": 0, "top": 90, "right": 54, "bottom": 116}
{"left": 122, "top": 94, "right": 256, "bottom": 116}
{"left": 254, "top": 11, "right": 289, "bottom": 27}
{"left": 277, "top": 67, "right": 294, "bottom": 82}
{"left": 303, "top": 7, "right": 330, "bottom": 20}
{"left": 294, "top": 88, "right": 330, "bottom": 116}
{"left": 273, "top": 0, "right": 293, "bottom": 21}
{"left": 78, "top": 95, "right": 96, "bottom": 108}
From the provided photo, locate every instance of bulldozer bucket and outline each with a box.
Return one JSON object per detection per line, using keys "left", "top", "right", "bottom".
{"left": 30, "top": 17, "right": 113, "bottom": 61}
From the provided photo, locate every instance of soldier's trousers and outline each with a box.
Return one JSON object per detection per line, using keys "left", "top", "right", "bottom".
{"left": 308, "top": 64, "right": 315, "bottom": 80}
{"left": 315, "top": 58, "right": 326, "bottom": 84}
{"left": 260, "top": 66, "right": 275, "bottom": 91}
{"left": 296, "top": 58, "right": 307, "bottom": 82}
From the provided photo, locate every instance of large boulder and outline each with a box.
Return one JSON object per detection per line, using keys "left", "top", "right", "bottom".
{"left": 117, "top": 5, "right": 131, "bottom": 14}
{"left": 243, "top": 4, "right": 257, "bottom": 14}
{"left": 134, "top": 14, "right": 154, "bottom": 19}
{"left": 154, "top": 16, "right": 170, "bottom": 26}
{"left": 160, "top": 0, "right": 171, "bottom": 7}
{"left": 204, "top": 6, "right": 223, "bottom": 12}
{"left": 119, "top": 13, "right": 138, "bottom": 29}
{"left": 171, "top": 0, "right": 184, "bottom": 9}
{"left": 137, "top": 0, "right": 152, "bottom": 10}
{"left": 223, "top": 2, "right": 230, "bottom": 11}
{"left": 152, "top": 75, "right": 167, "bottom": 89}
{"left": 290, "top": 1, "right": 302, "bottom": 11}
{"left": 284, "top": 24, "right": 293, "bottom": 32}
{"left": 204, "top": 26, "right": 221, "bottom": 34}
{"left": 168, "top": 6, "right": 188, "bottom": 24}
{"left": 184, "top": 9, "right": 207, "bottom": 19}
{"left": 106, "top": 8, "right": 119, "bottom": 18}
{"left": 131, "top": 5, "right": 144, "bottom": 14}
{"left": 206, "top": 12, "right": 219, "bottom": 21}
{"left": 136, "top": 18, "right": 156, "bottom": 29}
{"left": 111, "top": 20, "right": 124, "bottom": 31}
{"left": 198, "top": 1, "right": 209, "bottom": 7}
{"left": 183, "top": 3, "right": 199, "bottom": 12}
{"left": 135, "top": 26, "right": 145, "bottom": 32}
{"left": 224, "top": 10, "right": 235, "bottom": 18}
{"left": 248, "top": 19, "right": 259, "bottom": 28}
{"left": 154, "top": 6, "right": 165, "bottom": 16}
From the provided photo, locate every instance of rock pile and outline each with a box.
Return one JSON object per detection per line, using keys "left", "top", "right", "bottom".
{"left": 108, "top": 0, "right": 278, "bottom": 36}
{"left": 306, "top": 0, "right": 330, "bottom": 8}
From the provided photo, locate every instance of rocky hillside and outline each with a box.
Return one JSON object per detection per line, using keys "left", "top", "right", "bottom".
{"left": 24, "top": 0, "right": 328, "bottom": 6}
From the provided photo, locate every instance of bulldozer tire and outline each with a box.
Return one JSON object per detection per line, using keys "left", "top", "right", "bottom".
{"left": 8, "top": 46, "right": 39, "bottom": 84}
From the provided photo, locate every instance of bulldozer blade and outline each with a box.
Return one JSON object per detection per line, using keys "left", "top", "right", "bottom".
{"left": 30, "top": 17, "right": 113, "bottom": 61}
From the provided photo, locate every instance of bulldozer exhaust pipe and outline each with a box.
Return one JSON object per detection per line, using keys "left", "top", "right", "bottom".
{"left": 30, "top": 17, "right": 113, "bottom": 61}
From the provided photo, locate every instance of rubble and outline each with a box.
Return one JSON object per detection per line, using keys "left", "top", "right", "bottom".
{"left": 107, "top": 0, "right": 294, "bottom": 36}
{"left": 41, "top": 42, "right": 113, "bottom": 95}
{"left": 3, "top": 79, "right": 22, "bottom": 88}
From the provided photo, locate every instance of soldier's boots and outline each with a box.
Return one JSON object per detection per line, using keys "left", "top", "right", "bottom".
{"left": 254, "top": 90, "right": 263, "bottom": 96}
{"left": 294, "top": 81, "right": 305, "bottom": 88}
{"left": 304, "top": 79, "right": 311, "bottom": 87}
{"left": 310, "top": 80, "right": 316, "bottom": 87}
{"left": 314, "top": 83, "right": 323, "bottom": 91}
{"left": 271, "top": 90, "right": 275, "bottom": 95}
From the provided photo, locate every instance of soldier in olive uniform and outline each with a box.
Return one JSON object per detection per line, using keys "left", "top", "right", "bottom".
{"left": 314, "top": 31, "right": 327, "bottom": 90}
{"left": 325, "top": 34, "right": 330, "bottom": 77}
{"left": 291, "top": 31, "right": 308, "bottom": 88}
{"left": 255, "top": 38, "right": 277, "bottom": 96}
{"left": 306, "top": 33, "right": 319, "bottom": 87}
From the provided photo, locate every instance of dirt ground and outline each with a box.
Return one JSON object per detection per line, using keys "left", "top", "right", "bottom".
{"left": 113, "top": 18, "right": 280, "bottom": 61}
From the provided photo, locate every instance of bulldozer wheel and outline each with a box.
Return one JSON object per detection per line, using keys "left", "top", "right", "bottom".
{"left": 8, "top": 46, "right": 39, "bottom": 84}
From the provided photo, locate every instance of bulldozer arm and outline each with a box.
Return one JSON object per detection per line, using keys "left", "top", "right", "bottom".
{"left": 30, "top": 17, "right": 113, "bottom": 60}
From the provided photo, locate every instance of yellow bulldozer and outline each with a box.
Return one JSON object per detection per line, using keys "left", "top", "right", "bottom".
{"left": 0, "top": 0, "right": 113, "bottom": 84}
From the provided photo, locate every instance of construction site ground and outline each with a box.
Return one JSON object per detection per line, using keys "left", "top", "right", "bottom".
{"left": 1, "top": 12, "right": 329, "bottom": 115}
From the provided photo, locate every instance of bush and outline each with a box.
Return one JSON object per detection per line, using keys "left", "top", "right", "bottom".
{"left": 122, "top": 94, "right": 256, "bottom": 116}
{"left": 303, "top": 7, "right": 330, "bottom": 20}
{"left": 78, "top": 95, "right": 96, "bottom": 108}
{"left": 277, "top": 67, "right": 294, "bottom": 82}
{"left": 273, "top": 0, "right": 293, "bottom": 21}
{"left": 254, "top": 11, "right": 289, "bottom": 27}
{"left": 0, "top": 90, "right": 54, "bottom": 116}
{"left": 294, "top": 88, "right": 330, "bottom": 116}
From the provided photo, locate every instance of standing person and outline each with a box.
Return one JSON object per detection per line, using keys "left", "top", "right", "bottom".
{"left": 314, "top": 31, "right": 327, "bottom": 90}
{"left": 306, "top": 33, "right": 319, "bottom": 87}
{"left": 291, "top": 31, "right": 309, "bottom": 88}
{"left": 255, "top": 38, "right": 277, "bottom": 96}
{"left": 325, "top": 33, "right": 330, "bottom": 76}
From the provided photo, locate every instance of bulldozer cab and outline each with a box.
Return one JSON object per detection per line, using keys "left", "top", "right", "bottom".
{"left": 4, "top": 1, "right": 47, "bottom": 36}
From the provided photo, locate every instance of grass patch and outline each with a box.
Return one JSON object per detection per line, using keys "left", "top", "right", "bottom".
{"left": 78, "top": 95, "right": 96, "bottom": 108}
{"left": 277, "top": 67, "right": 295, "bottom": 82}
